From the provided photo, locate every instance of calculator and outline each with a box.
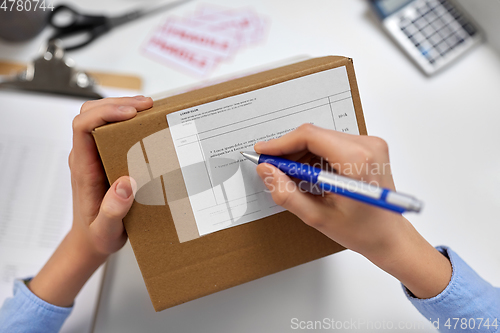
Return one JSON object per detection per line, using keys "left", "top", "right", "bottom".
{"left": 370, "top": 0, "right": 483, "bottom": 75}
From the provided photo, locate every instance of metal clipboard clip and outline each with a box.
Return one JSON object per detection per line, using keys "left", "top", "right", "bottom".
{"left": 0, "top": 40, "right": 102, "bottom": 99}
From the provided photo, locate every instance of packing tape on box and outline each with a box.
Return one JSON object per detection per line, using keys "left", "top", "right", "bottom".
{"left": 126, "top": 128, "right": 200, "bottom": 243}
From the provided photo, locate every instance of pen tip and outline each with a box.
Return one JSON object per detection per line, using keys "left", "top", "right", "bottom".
{"left": 239, "top": 151, "right": 259, "bottom": 164}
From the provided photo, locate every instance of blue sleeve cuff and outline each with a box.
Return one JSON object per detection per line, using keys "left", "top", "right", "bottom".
{"left": 403, "top": 246, "right": 500, "bottom": 332}
{"left": 0, "top": 278, "right": 73, "bottom": 333}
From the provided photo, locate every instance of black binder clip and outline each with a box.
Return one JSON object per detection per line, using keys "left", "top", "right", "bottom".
{"left": 0, "top": 40, "right": 102, "bottom": 99}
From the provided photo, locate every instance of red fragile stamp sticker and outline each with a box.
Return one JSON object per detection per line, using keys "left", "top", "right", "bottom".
{"left": 142, "top": 4, "right": 269, "bottom": 77}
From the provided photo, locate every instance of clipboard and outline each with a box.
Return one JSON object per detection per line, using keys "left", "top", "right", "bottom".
{"left": 0, "top": 59, "right": 142, "bottom": 91}
{"left": 0, "top": 63, "right": 141, "bottom": 333}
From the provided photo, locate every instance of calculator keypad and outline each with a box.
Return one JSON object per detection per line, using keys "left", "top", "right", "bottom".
{"left": 398, "top": 0, "right": 477, "bottom": 65}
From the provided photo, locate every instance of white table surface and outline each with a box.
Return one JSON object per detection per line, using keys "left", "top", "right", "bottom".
{"left": 2, "top": 0, "right": 499, "bottom": 332}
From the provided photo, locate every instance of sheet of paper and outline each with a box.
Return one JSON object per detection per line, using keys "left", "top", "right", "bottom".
{"left": 142, "top": 4, "right": 269, "bottom": 77}
{"left": 0, "top": 87, "right": 137, "bottom": 333}
{"left": 167, "top": 66, "right": 359, "bottom": 236}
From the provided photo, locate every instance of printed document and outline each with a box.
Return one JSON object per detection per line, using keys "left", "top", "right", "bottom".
{"left": 167, "top": 66, "right": 359, "bottom": 236}
{"left": 0, "top": 87, "right": 136, "bottom": 333}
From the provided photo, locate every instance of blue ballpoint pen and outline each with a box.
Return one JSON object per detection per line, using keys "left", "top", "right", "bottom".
{"left": 240, "top": 151, "right": 423, "bottom": 214}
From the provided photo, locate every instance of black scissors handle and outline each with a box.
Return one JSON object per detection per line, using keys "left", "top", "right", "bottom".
{"left": 47, "top": 1, "right": 192, "bottom": 51}
{"left": 48, "top": 5, "right": 112, "bottom": 51}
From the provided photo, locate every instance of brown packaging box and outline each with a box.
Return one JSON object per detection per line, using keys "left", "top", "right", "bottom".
{"left": 92, "top": 56, "right": 367, "bottom": 311}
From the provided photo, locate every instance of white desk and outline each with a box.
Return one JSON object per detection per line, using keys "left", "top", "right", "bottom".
{"left": 2, "top": 0, "right": 499, "bottom": 331}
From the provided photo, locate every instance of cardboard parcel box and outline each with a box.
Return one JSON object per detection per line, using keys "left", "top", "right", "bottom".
{"left": 93, "top": 56, "right": 367, "bottom": 311}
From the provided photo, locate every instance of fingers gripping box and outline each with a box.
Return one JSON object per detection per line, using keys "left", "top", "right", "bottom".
{"left": 92, "top": 56, "right": 367, "bottom": 311}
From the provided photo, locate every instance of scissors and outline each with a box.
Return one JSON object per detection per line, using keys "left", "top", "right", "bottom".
{"left": 47, "top": 0, "right": 192, "bottom": 51}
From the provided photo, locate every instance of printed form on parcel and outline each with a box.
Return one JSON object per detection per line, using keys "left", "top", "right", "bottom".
{"left": 167, "top": 66, "right": 360, "bottom": 236}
